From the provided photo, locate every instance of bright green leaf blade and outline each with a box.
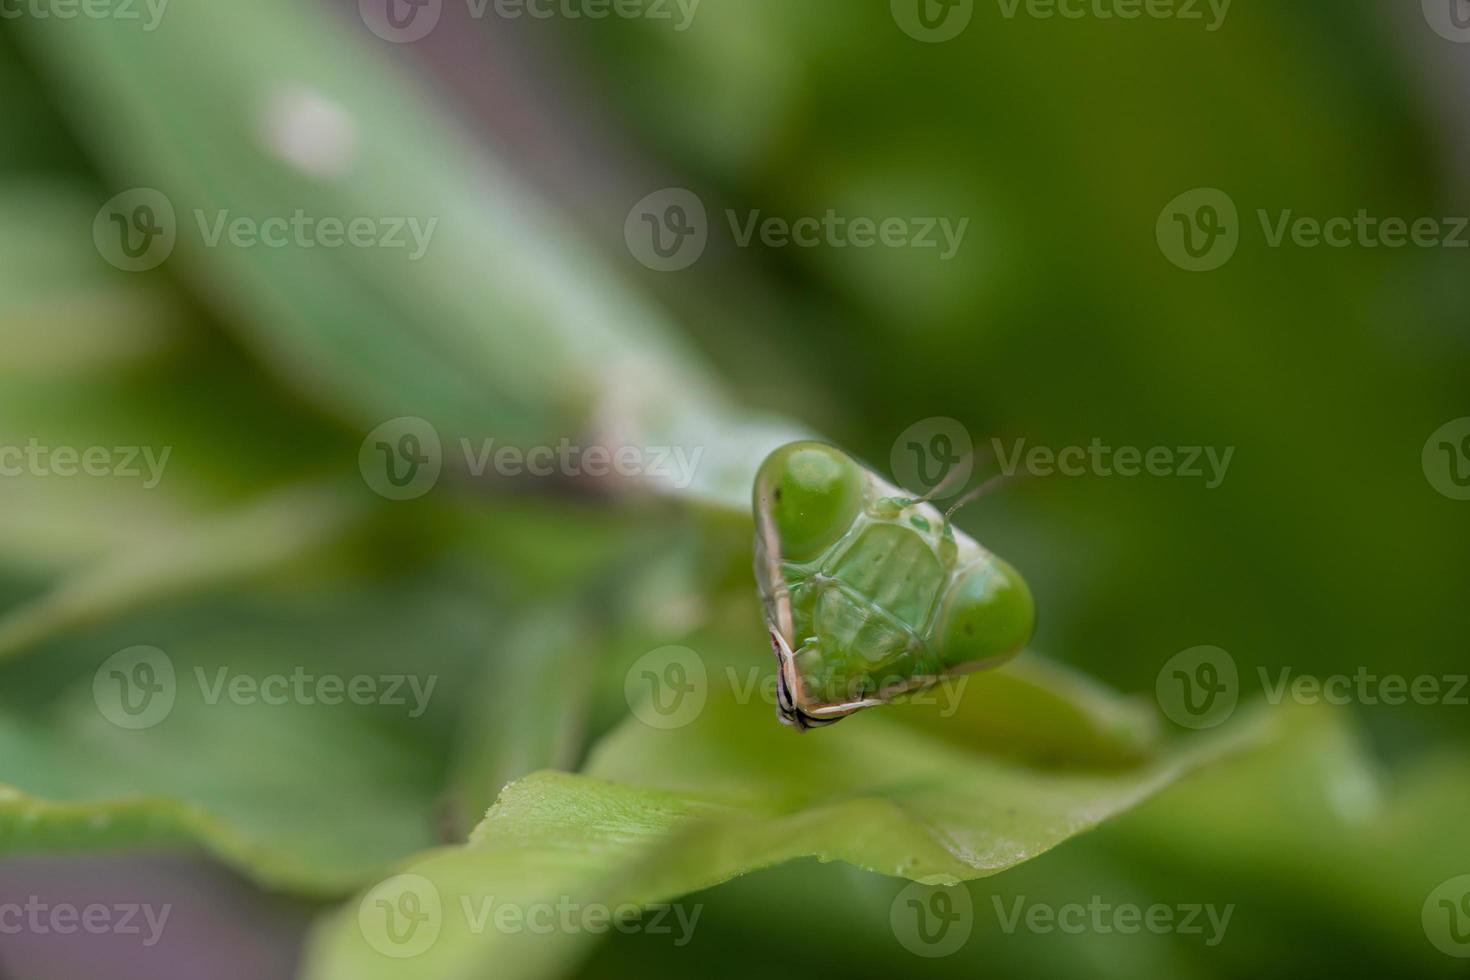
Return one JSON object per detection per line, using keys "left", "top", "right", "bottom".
{"left": 577, "top": 690, "right": 1261, "bottom": 884}
{"left": 302, "top": 682, "right": 1268, "bottom": 980}
{"left": 879, "top": 651, "right": 1162, "bottom": 768}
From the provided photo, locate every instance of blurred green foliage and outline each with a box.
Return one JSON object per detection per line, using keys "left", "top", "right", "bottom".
{"left": 0, "top": 1, "right": 1467, "bottom": 979}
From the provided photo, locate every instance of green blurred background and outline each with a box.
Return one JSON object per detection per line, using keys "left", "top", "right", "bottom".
{"left": 1, "top": 0, "right": 1468, "bottom": 978}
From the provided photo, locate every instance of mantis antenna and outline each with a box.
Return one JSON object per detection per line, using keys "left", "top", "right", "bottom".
{"left": 941, "top": 471, "right": 1021, "bottom": 530}
{"left": 911, "top": 442, "right": 995, "bottom": 506}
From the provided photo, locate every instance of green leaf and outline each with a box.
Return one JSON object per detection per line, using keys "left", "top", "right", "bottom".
{"left": 0, "top": 479, "right": 367, "bottom": 663}
{"left": 879, "top": 652, "right": 1161, "bottom": 768}
{"left": 1110, "top": 702, "right": 1470, "bottom": 965}
{"left": 0, "top": 570, "right": 505, "bottom": 896}
{"left": 0, "top": 181, "right": 185, "bottom": 377}
{"left": 446, "top": 524, "right": 726, "bottom": 831}
{"left": 448, "top": 605, "right": 602, "bottom": 831}
{"left": 302, "top": 630, "right": 1268, "bottom": 980}
{"left": 0, "top": 703, "right": 432, "bottom": 898}
{"left": 13, "top": 1, "right": 801, "bottom": 515}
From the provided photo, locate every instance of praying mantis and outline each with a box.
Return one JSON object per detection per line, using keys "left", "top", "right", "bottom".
{"left": 753, "top": 442, "right": 1034, "bottom": 730}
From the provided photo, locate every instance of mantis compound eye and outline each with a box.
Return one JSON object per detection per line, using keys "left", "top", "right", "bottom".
{"left": 935, "top": 556, "right": 1035, "bottom": 671}
{"left": 754, "top": 442, "right": 864, "bottom": 563}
